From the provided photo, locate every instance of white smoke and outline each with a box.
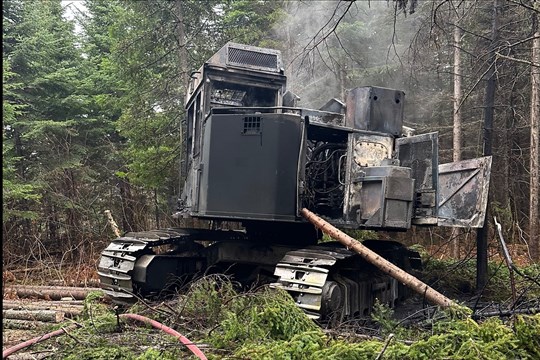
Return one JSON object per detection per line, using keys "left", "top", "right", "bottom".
{"left": 273, "top": 0, "right": 429, "bottom": 118}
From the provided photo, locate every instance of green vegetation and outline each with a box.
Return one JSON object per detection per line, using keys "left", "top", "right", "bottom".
{"left": 27, "top": 276, "right": 539, "bottom": 360}
{"left": 420, "top": 254, "right": 540, "bottom": 301}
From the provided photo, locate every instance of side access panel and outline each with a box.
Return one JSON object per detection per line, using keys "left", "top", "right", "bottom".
{"left": 437, "top": 156, "right": 492, "bottom": 228}
{"left": 396, "top": 132, "right": 438, "bottom": 225}
{"left": 343, "top": 132, "right": 394, "bottom": 223}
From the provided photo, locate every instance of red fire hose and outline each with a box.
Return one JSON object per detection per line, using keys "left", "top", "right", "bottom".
{"left": 3, "top": 325, "right": 78, "bottom": 359}
{"left": 120, "top": 313, "right": 208, "bottom": 360}
{"left": 3, "top": 314, "right": 207, "bottom": 360}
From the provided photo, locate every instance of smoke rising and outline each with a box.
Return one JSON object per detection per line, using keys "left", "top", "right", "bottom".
{"left": 272, "top": 1, "right": 436, "bottom": 128}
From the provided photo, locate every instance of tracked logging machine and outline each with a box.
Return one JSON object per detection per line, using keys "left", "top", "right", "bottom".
{"left": 98, "top": 43, "right": 492, "bottom": 320}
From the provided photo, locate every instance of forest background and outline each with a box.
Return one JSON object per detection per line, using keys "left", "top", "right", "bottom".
{"left": 3, "top": 0, "right": 539, "bottom": 276}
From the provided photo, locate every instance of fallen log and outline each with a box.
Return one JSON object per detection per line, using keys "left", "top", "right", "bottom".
{"left": 7, "top": 285, "right": 101, "bottom": 300}
{"left": 301, "top": 208, "right": 458, "bottom": 308}
{"left": 49, "top": 279, "right": 100, "bottom": 287}
{"left": 3, "top": 299, "right": 84, "bottom": 307}
{"left": 3, "top": 300, "right": 83, "bottom": 318}
{"left": 2, "top": 300, "right": 84, "bottom": 318}
{"left": 3, "top": 309, "right": 64, "bottom": 323}
{"left": 3, "top": 319, "right": 51, "bottom": 330}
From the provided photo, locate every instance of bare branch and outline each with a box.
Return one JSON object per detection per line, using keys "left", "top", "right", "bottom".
{"left": 507, "top": 0, "right": 540, "bottom": 14}
{"left": 496, "top": 51, "right": 540, "bottom": 67}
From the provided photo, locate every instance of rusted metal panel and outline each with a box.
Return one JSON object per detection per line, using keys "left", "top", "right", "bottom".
{"left": 437, "top": 156, "right": 492, "bottom": 228}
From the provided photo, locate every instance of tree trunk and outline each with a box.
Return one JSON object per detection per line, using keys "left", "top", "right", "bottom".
{"left": 174, "top": 0, "right": 189, "bottom": 197}
{"left": 530, "top": 17, "right": 540, "bottom": 261}
{"left": 118, "top": 177, "right": 135, "bottom": 232}
{"left": 45, "top": 195, "right": 58, "bottom": 244}
{"left": 453, "top": 21, "right": 463, "bottom": 162}
{"left": 301, "top": 208, "right": 457, "bottom": 308}
{"left": 174, "top": 0, "right": 189, "bottom": 87}
{"left": 338, "top": 63, "right": 346, "bottom": 102}
{"left": 477, "top": 0, "right": 499, "bottom": 290}
{"left": 452, "top": 12, "right": 463, "bottom": 259}
{"left": 154, "top": 188, "right": 160, "bottom": 229}
{"left": 63, "top": 168, "right": 80, "bottom": 256}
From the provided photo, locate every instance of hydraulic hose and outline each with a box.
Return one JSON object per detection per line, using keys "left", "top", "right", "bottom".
{"left": 3, "top": 314, "right": 207, "bottom": 360}
{"left": 120, "top": 313, "right": 208, "bottom": 360}
{"left": 3, "top": 325, "right": 78, "bottom": 359}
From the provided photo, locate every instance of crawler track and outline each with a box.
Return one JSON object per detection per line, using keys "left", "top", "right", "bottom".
{"left": 97, "top": 228, "right": 245, "bottom": 303}
{"left": 271, "top": 242, "right": 418, "bottom": 320}
{"left": 98, "top": 228, "right": 420, "bottom": 320}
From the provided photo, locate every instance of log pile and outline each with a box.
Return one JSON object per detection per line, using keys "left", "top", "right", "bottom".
{"left": 5, "top": 285, "right": 100, "bottom": 301}
{"left": 2, "top": 285, "right": 93, "bottom": 330}
{"left": 3, "top": 300, "right": 84, "bottom": 318}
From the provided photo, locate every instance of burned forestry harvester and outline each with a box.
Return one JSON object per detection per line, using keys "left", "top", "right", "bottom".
{"left": 98, "top": 43, "right": 492, "bottom": 320}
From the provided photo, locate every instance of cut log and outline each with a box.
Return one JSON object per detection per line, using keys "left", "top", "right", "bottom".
{"left": 3, "top": 300, "right": 83, "bottom": 317}
{"left": 3, "top": 309, "right": 64, "bottom": 323}
{"left": 301, "top": 208, "right": 458, "bottom": 308}
{"left": 49, "top": 279, "right": 100, "bottom": 287}
{"left": 3, "top": 299, "right": 84, "bottom": 307}
{"left": 7, "top": 285, "right": 101, "bottom": 300}
{"left": 3, "top": 319, "right": 51, "bottom": 330}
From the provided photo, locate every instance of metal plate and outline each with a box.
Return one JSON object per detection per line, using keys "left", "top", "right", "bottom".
{"left": 396, "top": 132, "right": 439, "bottom": 224}
{"left": 437, "top": 156, "right": 492, "bottom": 228}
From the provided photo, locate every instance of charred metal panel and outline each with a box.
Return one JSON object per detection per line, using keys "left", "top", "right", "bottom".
{"left": 345, "top": 87, "right": 404, "bottom": 136}
{"left": 437, "top": 156, "right": 492, "bottom": 228}
{"left": 357, "top": 167, "right": 414, "bottom": 229}
{"left": 301, "top": 108, "right": 344, "bottom": 127}
{"left": 352, "top": 134, "right": 394, "bottom": 167}
{"left": 345, "top": 166, "right": 414, "bottom": 229}
{"left": 343, "top": 133, "right": 394, "bottom": 223}
{"left": 198, "top": 113, "right": 302, "bottom": 221}
{"left": 206, "top": 240, "right": 293, "bottom": 267}
{"left": 283, "top": 90, "right": 300, "bottom": 107}
{"left": 319, "top": 98, "right": 345, "bottom": 114}
{"left": 396, "top": 132, "right": 438, "bottom": 225}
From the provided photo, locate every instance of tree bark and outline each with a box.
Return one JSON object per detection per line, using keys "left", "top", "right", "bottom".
{"left": 530, "top": 16, "right": 540, "bottom": 261}
{"left": 3, "top": 319, "right": 51, "bottom": 330}
{"left": 63, "top": 168, "right": 80, "bottom": 254}
{"left": 453, "top": 19, "right": 463, "bottom": 162}
{"left": 105, "top": 209, "right": 121, "bottom": 237}
{"left": 452, "top": 10, "right": 464, "bottom": 259}
{"left": 3, "top": 300, "right": 84, "bottom": 317}
{"left": 174, "top": 0, "right": 189, "bottom": 195}
{"left": 301, "top": 208, "right": 457, "bottom": 308}
{"left": 118, "top": 177, "right": 135, "bottom": 232}
{"left": 3, "top": 309, "right": 64, "bottom": 323}
{"left": 174, "top": 0, "right": 189, "bottom": 87}
{"left": 7, "top": 285, "right": 100, "bottom": 301}
{"left": 477, "top": 0, "right": 499, "bottom": 290}
{"left": 3, "top": 299, "right": 84, "bottom": 307}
